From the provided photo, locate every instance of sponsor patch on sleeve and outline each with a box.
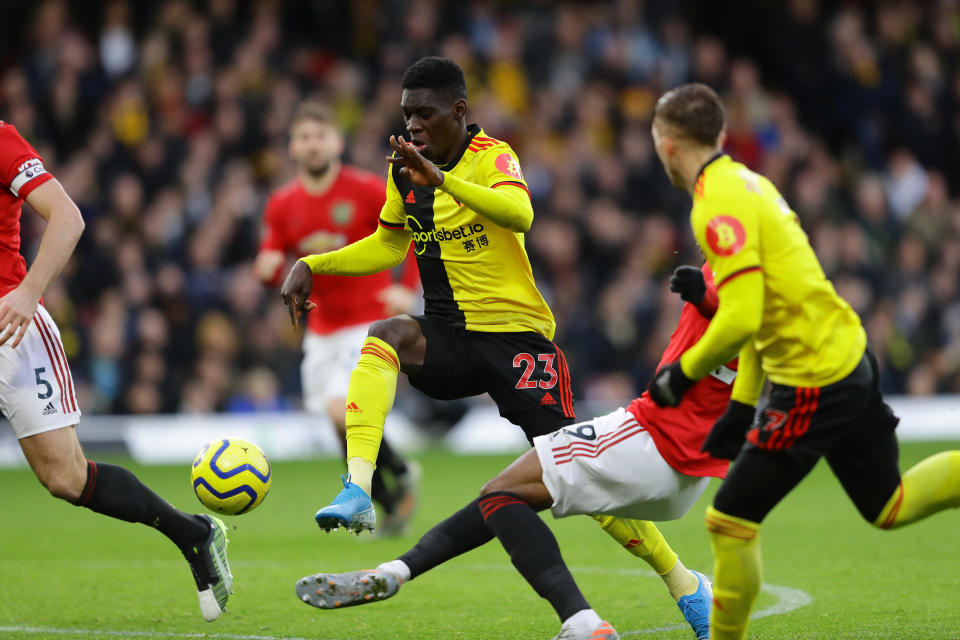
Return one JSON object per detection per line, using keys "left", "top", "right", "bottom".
{"left": 705, "top": 215, "right": 747, "bottom": 257}
{"left": 495, "top": 153, "right": 524, "bottom": 181}
{"left": 9, "top": 158, "right": 47, "bottom": 197}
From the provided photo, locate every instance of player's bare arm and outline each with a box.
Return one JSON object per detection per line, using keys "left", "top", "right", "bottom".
{"left": 0, "top": 179, "right": 84, "bottom": 348}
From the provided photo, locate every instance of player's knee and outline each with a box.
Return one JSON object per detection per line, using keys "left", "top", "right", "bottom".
{"left": 35, "top": 455, "right": 87, "bottom": 502}
{"left": 367, "top": 316, "right": 423, "bottom": 362}
{"left": 479, "top": 475, "right": 513, "bottom": 498}
{"left": 40, "top": 469, "right": 84, "bottom": 502}
{"left": 367, "top": 318, "right": 404, "bottom": 348}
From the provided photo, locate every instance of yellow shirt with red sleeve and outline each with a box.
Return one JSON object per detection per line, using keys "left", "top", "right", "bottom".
{"left": 303, "top": 124, "right": 556, "bottom": 339}
{"left": 679, "top": 154, "right": 866, "bottom": 402}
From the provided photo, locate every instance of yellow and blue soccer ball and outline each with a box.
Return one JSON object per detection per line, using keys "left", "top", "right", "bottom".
{"left": 191, "top": 438, "right": 272, "bottom": 515}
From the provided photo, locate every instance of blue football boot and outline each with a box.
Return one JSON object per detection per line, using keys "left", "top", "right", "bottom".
{"left": 314, "top": 475, "right": 376, "bottom": 534}
{"left": 677, "top": 570, "right": 712, "bottom": 639}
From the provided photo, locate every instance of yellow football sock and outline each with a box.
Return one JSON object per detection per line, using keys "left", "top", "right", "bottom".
{"left": 590, "top": 515, "right": 697, "bottom": 599}
{"left": 661, "top": 558, "right": 700, "bottom": 600}
{"left": 705, "top": 506, "right": 761, "bottom": 640}
{"left": 875, "top": 450, "right": 960, "bottom": 529}
{"left": 343, "top": 337, "right": 400, "bottom": 493}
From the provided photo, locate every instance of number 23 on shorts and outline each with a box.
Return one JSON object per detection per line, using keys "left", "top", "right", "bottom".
{"left": 513, "top": 352, "right": 558, "bottom": 390}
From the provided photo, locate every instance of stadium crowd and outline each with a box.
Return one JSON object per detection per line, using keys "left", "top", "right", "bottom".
{"left": 1, "top": 0, "right": 959, "bottom": 417}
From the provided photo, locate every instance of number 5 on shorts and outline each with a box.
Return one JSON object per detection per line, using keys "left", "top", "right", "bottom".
{"left": 34, "top": 367, "right": 53, "bottom": 399}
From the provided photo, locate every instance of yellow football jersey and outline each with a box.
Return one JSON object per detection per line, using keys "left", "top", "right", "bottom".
{"left": 690, "top": 154, "right": 866, "bottom": 387}
{"left": 379, "top": 124, "right": 556, "bottom": 338}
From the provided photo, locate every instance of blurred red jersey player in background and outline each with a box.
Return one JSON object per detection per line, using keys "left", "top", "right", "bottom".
{"left": 255, "top": 102, "right": 421, "bottom": 535}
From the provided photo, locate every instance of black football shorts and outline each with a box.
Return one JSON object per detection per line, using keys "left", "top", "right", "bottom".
{"left": 407, "top": 315, "right": 576, "bottom": 441}
{"left": 714, "top": 346, "right": 902, "bottom": 523}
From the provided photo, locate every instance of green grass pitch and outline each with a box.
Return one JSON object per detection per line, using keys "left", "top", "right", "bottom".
{"left": 1, "top": 441, "right": 957, "bottom": 639}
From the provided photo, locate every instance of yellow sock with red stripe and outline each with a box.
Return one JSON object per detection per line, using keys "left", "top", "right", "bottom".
{"left": 705, "top": 506, "right": 761, "bottom": 640}
{"left": 591, "top": 515, "right": 677, "bottom": 572}
{"left": 344, "top": 337, "right": 400, "bottom": 495}
{"left": 591, "top": 515, "right": 697, "bottom": 599}
{"left": 874, "top": 450, "right": 960, "bottom": 529}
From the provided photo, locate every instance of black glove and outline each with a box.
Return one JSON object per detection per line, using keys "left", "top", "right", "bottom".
{"left": 669, "top": 265, "right": 706, "bottom": 305}
{"left": 701, "top": 400, "right": 757, "bottom": 460}
{"left": 647, "top": 361, "right": 696, "bottom": 407}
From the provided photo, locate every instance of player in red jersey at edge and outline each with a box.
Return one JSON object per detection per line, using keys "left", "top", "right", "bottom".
{"left": 0, "top": 121, "right": 233, "bottom": 621}
{"left": 255, "top": 102, "right": 420, "bottom": 535}
{"left": 306, "top": 264, "right": 733, "bottom": 640}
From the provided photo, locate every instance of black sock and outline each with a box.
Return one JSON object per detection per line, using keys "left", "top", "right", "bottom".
{"left": 479, "top": 491, "right": 589, "bottom": 622}
{"left": 376, "top": 438, "right": 408, "bottom": 476}
{"left": 75, "top": 461, "right": 208, "bottom": 553}
{"left": 371, "top": 467, "right": 396, "bottom": 514}
{"left": 398, "top": 498, "right": 494, "bottom": 579}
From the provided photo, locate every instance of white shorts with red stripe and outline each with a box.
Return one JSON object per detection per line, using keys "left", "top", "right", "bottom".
{"left": 0, "top": 304, "right": 81, "bottom": 439}
{"left": 533, "top": 407, "right": 709, "bottom": 521}
{"left": 300, "top": 323, "right": 371, "bottom": 414}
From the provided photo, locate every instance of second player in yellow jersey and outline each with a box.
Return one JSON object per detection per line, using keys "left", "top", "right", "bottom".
{"left": 649, "top": 82, "right": 960, "bottom": 640}
{"left": 682, "top": 152, "right": 866, "bottom": 400}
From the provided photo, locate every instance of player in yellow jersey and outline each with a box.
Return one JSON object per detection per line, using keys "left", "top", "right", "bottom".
{"left": 281, "top": 56, "right": 573, "bottom": 529}
{"left": 283, "top": 58, "right": 715, "bottom": 639}
{"left": 647, "top": 83, "right": 960, "bottom": 640}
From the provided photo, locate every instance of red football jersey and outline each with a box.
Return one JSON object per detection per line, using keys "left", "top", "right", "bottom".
{"left": 260, "top": 165, "right": 417, "bottom": 335}
{"left": 628, "top": 264, "right": 736, "bottom": 478}
{"left": 0, "top": 122, "right": 54, "bottom": 297}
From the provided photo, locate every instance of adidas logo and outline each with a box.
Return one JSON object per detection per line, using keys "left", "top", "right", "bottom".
{"left": 41, "top": 401, "right": 57, "bottom": 416}
{"left": 345, "top": 401, "right": 362, "bottom": 414}
{"left": 624, "top": 537, "right": 645, "bottom": 549}
{"left": 539, "top": 392, "right": 557, "bottom": 406}
{"left": 405, "top": 190, "right": 416, "bottom": 204}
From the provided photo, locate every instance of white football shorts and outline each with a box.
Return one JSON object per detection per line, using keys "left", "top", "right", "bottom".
{"left": 534, "top": 407, "right": 710, "bottom": 521}
{"left": 301, "top": 323, "right": 371, "bottom": 413}
{"left": 0, "top": 304, "right": 81, "bottom": 439}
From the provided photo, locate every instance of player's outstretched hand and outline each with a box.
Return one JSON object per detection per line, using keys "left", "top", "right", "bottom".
{"left": 280, "top": 260, "right": 316, "bottom": 328}
{"left": 701, "top": 400, "right": 756, "bottom": 460}
{"left": 669, "top": 265, "right": 706, "bottom": 304}
{"left": 647, "top": 360, "right": 695, "bottom": 407}
{"left": 387, "top": 136, "right": 444, "bottom": 187}
{"left": 0, "top": 283, "right": 40, "bottom": 348}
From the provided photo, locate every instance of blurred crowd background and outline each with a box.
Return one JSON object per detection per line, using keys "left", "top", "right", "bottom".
{"left": 1, "top": 0, "right": 959, "bottom": 419}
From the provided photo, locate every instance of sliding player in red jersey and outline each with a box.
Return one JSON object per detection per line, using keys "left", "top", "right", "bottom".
{"left": 297, "top": 264, "right": 733, "bottom": 640}
{"left": 0, "top": 121, "right": 231, "bottom": 621}
{"left": 256, "top": 102, "right": 420, "bottom": 535}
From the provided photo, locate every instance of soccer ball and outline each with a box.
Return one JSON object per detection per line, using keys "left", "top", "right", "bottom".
{"left": 191, "top": 438, "right": 272, "bottom": 515}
